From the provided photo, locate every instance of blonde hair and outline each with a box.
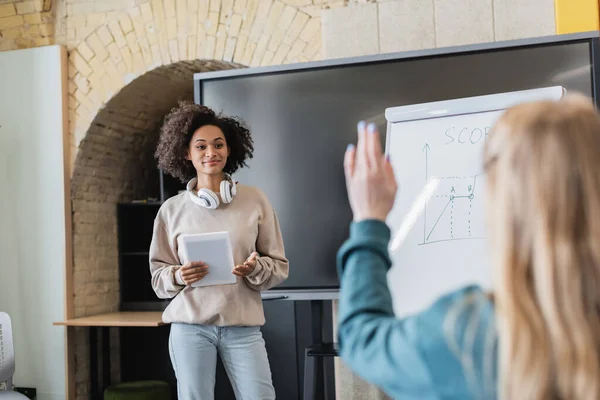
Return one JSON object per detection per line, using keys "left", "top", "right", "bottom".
{"left": 484, "top": 94, "right": 600, "bottom": 400}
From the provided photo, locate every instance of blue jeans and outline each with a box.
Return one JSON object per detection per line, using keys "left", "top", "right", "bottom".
{"left": 168, "top": 323, "right": 276, "bottom": 400}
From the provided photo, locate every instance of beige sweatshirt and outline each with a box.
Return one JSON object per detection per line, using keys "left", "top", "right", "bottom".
{"left": 149, "top": 183, "right": 289, "bottom": 326}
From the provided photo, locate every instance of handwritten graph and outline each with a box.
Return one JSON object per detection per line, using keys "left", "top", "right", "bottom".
{"left": 420, "top": 143, "right": 485, "bottom": 246}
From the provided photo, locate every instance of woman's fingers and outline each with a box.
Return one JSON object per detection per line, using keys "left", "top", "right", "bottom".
{"left": 185, "top": 271, "right": 209, "bottom": 284}
{"left": 344, "top": 143, "right": 356, "bottom": 181}
{"left": 365, "top": 123, "right": 383, "bottom": 170}
{"left": 356, "top": 121, "right": 369, "bottom": 170}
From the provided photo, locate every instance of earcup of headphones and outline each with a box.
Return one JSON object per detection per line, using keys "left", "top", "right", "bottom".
{"left": 197, "top": 188, "right": 220, "bottom": 209}
{"left": 220, "top": 179, "right": 233, "bottom": 204}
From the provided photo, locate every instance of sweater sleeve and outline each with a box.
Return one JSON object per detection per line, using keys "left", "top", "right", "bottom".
{"left": 336, "top": 219, "right": 435, "bottom": 398}
{"left": 149, "top": 213, "right": 185, "bottom": 299}
{"left": 244, "top": 206, "right": 290, "bottom": 291}
{"left": 336, "top": 220, "right": 497, "bottom": 399}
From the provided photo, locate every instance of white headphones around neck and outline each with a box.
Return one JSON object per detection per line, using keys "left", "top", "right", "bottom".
{"left": 186, "top": 173, "right": 237, "bottom": 209}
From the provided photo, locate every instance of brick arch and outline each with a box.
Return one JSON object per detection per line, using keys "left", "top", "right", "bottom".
{"left": 69, "top": 59, "right": 241, "bottom": 396}
{"left": 67, "top": 0, "right": 323, "bottom": 171}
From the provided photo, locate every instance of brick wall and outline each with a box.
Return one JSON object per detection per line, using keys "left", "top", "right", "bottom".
{"left": 0, "top": 0, "right": 54, "bottom": 51}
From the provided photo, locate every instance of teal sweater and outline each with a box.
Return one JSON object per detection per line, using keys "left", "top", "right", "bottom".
{"left": 336, "top": 220, "right": 498, "bottom": 400}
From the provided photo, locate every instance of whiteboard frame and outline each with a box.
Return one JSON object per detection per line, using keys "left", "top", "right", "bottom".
{"left": 385, "top": 86, "right": 566, "bottom": 125}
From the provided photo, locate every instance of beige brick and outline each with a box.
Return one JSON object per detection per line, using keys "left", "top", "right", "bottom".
{"left": 86, "top": 13, "right": 107, "bottom": 30}
{"left": 39, "top": 12, "right": 52, "bottom": 24}
{"left": 278, "top": 5, "right": 296, "bottom": 29}
{"left": 303, "top": 33, "right": 320, "bottom": 59}
{"left": 204, "top": 34, "right": 216, "bottom": 58}
{"left": 86, "top": 33, "right": 109, "bottom": 61}
{"left": 68, "top": 79, "right": 77, "bottom": 95}
{"left": 34, "top": 0, "right": 43, "bottom": 13}
{"left": 70, "top": 15, "right": 86, "bottom": 30}
{"left": 73, "top": 73, "right": 90, "bottom": 93}
{"left": 76, "top": 41, "right": 95, "bottom": 61}
{"left": 378, "top": 0, "right": 434, "bottom": 53}
{"left": 15, "top": 37, "right": 34, "bottom": 48}
{"left": 71, "top": 50, "right": 93, "bottom": 76}
{"left": 166, "top": 16, "right": 177, "bottom": 39}
{"left": 299, "top": 16, "right": 319, "bottom": 42}
{"left": 176, "top": 0, "right": 187, "bottom": 32}
{"left": 103, "top": 60, "right": 120, "bottom": 81}
{"left": 22, "top": 25, "right": 42, "bottom": 39}
{"left": 107, "top": 20, "right": 127, "bottom": 48}
{"left": 241, "top": 38, "right": 256, "bottom": 64}
{"left": 223, "top": 36, "right": 236, "bottom": 61}
{"left": 283, "top": 11, "right": 308, "bottom": 45}
{"left": 205, "top": 11, "right": 218, "bottom": 35}
{"left": 228, "top": 13, "right": 242, "bottom": 37}
{"left": 210, "top": 0, "right": 221, "bottom": 12}
{"left": 234, "top": 0, "right": 246, "bottom": 14}
{"left": 196, "top": 24, "right": 207, "bottom": 58}
{"left": 189, "top": 0, "right": 199, "bottom": 12}
{"left": 0, "top": 4, "right": 16, "bottom": 18}
{"left": 198, "top": 0, "right": 209, "bottom": 20}
{"left": 68, "top": 94, "right": 77, "bottom": 110}
{"left": 106, "top": 42, "right": 123, "bottom": 64}
{"left": 299, "top": 4, "right": 321, "bottom": 17}
{"left": 260, "top": 49, "right": 274, "bottom": 66}
{"left": 493, "top": 0, "right": 555, "bottom": 41}
{"left": 96, "top": 26, "right": 113, "bottom": 45}
{"left": 0, "top": 15, "right": 24, "bottom": 30}
{"left": 214, "top": 31, "right": 226, "bottom": 59}
{"left": 23, "top": 13, "right": 42, "bottom": 24}
{"left": 115, "top": 61, "right": 127, "bottom": 76}
{"left": 39, "top": 23, "right": 53, "bottom": 36}
{"left": 67, "top": 62, "right": 77, "bottom": 79}
{"left": 125, "top": 31, "right": 140, "bottom": 54}
{"left": 119, "top": 15, "right": 133, "bottom": 34}
{"left": 68, "top": 2, "right": 95, "bottom": 15}
{"left": 272, "top": 41, "right": 289, "bottom": 64}
{"left": 250, "top": 34, "right": 268, "bottom": 65}
{"left": 282, "top": 0, "right": 310, "bottom": 6}
{"left": 265, "top": 1, "right": 284, "bottom": 36}
{"left": 188, "top": 9, "right": 198, "bottom": 36}
{"left": 151, "top": 43, "right": 162, "bottom": 65}
{"left": 120, "top": 46, "right": 134, "bottom": 70}
{"left": 164, "top": 0, "right": 176, "bottom": 18}
{"left": 240, "top": 0, "right": 261, "bottom": 36}
{"left": 140, "top": 2, "right": 153, "bottom": 22}
{"left": 139, "top": 44, "right": 152, "bottom": 68}
{"left": 267, "top": 28, "right": 284, "bottom": 52}
{"left": 87, "top": 56, "right": 104, "bottom": 75}
{"left": 286, "top": 37, "right": 306, "bottom": 62}
{"left": 220, "top": 0, "right": 234, "bottom": 23}
{"left": 1, "top": 27, "right": 22, "bottom": 40}
{"left": 16, "top": 1, "right": 36, "bottom": 15}
{"left": 168, "top": 39, "right": 179, "bottom": 61}
{"left": 187, "top": 35, "right": 197, "bottom": 60}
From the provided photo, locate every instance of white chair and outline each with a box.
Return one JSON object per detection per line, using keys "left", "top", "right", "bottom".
{"left": 0, "top": 312, "right": 29, "bottom": 399}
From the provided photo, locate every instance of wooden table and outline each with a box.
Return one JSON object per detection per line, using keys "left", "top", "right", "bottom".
{"left": 54, "top": 312, "right": 168, "bottom": 400}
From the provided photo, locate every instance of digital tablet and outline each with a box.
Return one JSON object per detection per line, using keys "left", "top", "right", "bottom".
{"left": 179, "top": 231, "right": 237, "bottom": 288}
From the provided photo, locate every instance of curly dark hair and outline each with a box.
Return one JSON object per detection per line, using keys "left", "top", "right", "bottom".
{"left": 155, "top": 100, "right": 254, "bottom": 183}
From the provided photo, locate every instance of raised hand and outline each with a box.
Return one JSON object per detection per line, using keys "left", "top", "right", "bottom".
{"left": 344, "top": 121, "right": 398, "bottom": 222}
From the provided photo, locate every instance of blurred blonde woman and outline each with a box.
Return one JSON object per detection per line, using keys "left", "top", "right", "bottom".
{"left": 337, "top": 94, "right": 600, "bottom": 400}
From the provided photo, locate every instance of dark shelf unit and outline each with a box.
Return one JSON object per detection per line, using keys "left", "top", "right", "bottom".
{"left": 117, "top": 170, "right": 186, "bottom": 311}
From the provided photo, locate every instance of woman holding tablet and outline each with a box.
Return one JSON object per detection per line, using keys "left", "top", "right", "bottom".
{"left": 149, "top": 100, "right": 289, "bottom": 400}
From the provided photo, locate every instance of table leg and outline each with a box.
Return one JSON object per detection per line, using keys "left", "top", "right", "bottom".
{"left": 102, "top": 327, "right": 111, "bottom": 389}
{"left": 89, "top": 327, "right": 98, "bottom": 400}
{"left": 310, "top": 300, "right": 324, "bottom": 399}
